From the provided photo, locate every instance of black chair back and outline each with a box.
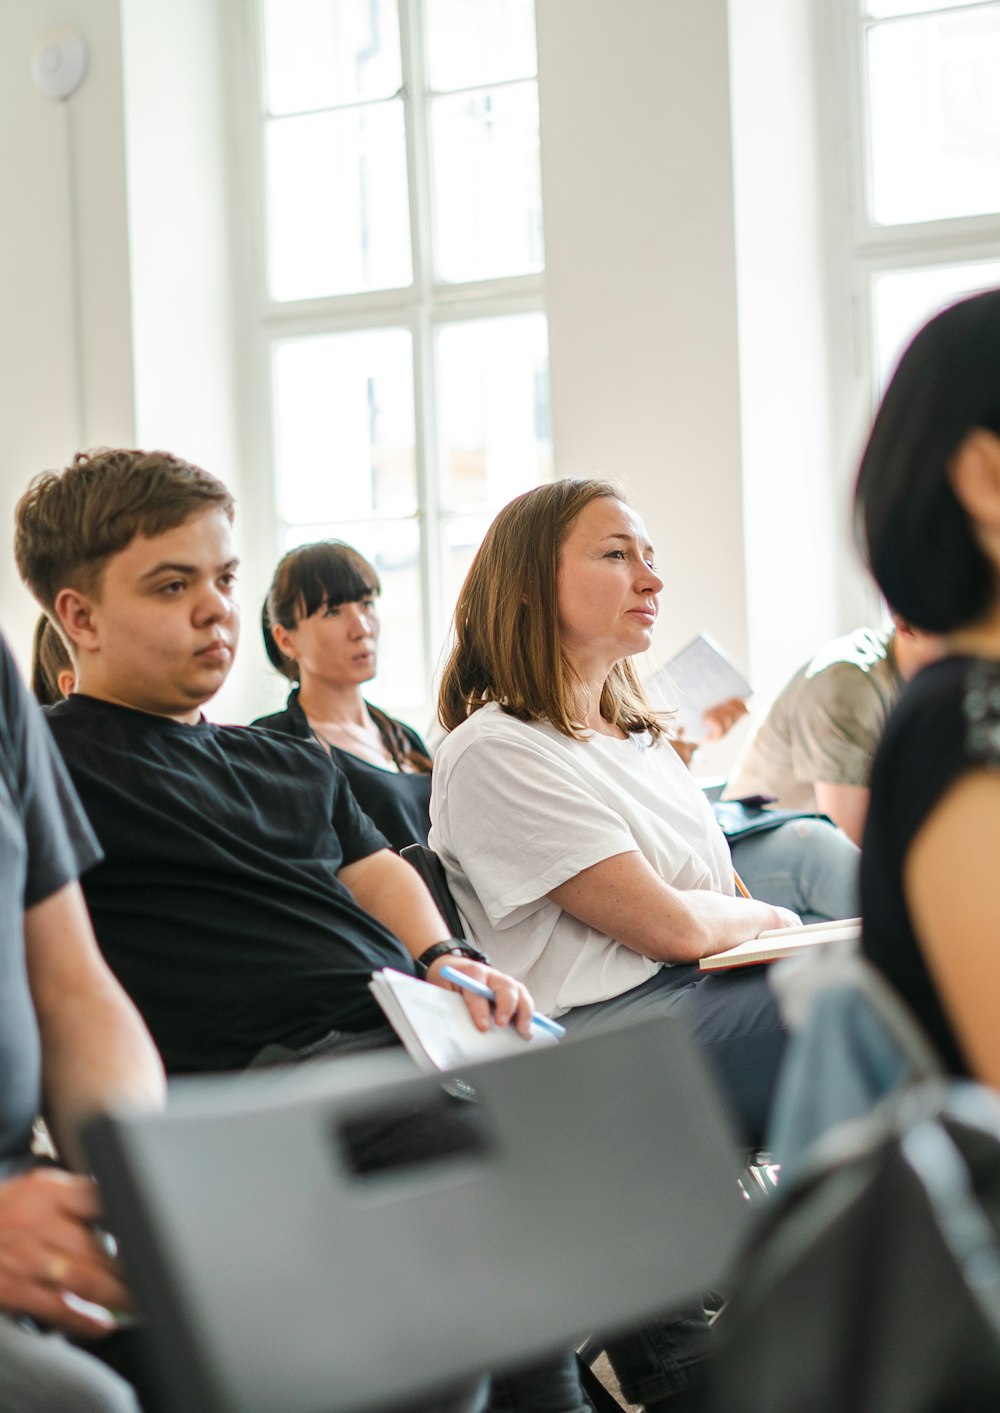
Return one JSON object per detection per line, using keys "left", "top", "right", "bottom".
{"left": 401, "top": 842, "right": 466, "bottom": 937}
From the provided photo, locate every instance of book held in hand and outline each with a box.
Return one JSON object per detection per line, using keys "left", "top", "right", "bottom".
{"left": 649, "top": 633, "right": 752, "bottom": 739}
{"left": 369, "top": 968, "right": 560, "bottom": 1073}
{"left": 698, "top": 918, "right": 862, "bottom": 972}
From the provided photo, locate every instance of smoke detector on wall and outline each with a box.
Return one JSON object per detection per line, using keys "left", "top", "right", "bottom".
{"left": 31, "top": 29, "right": 89, "bottom": 101}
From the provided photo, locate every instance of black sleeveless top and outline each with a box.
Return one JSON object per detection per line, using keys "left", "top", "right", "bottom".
{"left": 861, "top": 655, "right": 1000, "bottom": 1076}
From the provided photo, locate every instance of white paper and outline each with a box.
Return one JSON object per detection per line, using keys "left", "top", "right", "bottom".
{"left": 369, "top": 969, "right": 558, "bottom": 1073}
{"left": 650, "top": 633, "right": 752, "bottom": 738}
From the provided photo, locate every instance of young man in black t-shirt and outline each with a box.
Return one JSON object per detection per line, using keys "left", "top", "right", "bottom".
{"left": 13, "top": 449, "right": 536, "bottom": 1076}
{"left": 15, "top": 450, "right": 594, "bottom": 1412}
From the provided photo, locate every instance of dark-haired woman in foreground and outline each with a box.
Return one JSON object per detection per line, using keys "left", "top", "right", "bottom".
{"left": 856, "top": 287, "right": 1000, "bottom": 1084}
{"left": 253, "top": 542, "right": 433, "bottom": 852}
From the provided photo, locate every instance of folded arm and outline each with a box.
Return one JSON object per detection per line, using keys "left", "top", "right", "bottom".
{"left": 548, "top": 850, "right": 799, "bottom": 964}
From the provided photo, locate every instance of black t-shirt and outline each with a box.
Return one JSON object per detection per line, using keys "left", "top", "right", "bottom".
{"left": 0, "top": 638, "right": 100, "bottom": 1165}
{"left": 861, "top": 655, "right": 1000, "bottom": 1076}
{"left": 252, "top": 690, "right": 433, "bottom": 850}
{"left": 46, "top": 695, "right": 416, "bottom": 1074}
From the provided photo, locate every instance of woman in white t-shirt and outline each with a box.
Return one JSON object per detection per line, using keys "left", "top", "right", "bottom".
{"left": 430, "top": 478, "right": 799, "bottom": 1144}
{"left": 432, "top": 478, "right": 805, "bottom": 1411}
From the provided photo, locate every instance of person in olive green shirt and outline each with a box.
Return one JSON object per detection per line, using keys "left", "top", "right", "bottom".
{"left": 723, "top": 619, "right": 943, "bottom": 845}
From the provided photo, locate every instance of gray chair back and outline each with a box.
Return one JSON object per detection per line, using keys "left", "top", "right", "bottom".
{"left": 85, "top": 1016, "right": 748, "bottom": 1413}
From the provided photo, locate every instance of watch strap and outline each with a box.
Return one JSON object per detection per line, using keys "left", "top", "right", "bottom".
{"left": 414, "top": 939, "right": 490, "bottom": 978}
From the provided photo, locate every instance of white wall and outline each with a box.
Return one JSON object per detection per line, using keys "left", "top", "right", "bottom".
{"left": 537, "top": 0, "right": 750, "bottom": 754}
{"left": 119, "top": 0, "right": 244, "bottom": 718}
{"left": 728, "top": 0, "right": 876, "bottom": 718}
{"left": 0, "top": 0, "right": 861, "bottom": 749}
{"left": 0, "top": 0, "right": 134, "bottom": 669}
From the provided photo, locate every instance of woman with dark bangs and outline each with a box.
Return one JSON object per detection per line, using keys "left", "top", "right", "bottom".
{"left": 253, "top": 542, "right": 433, "bottom": 852}
{"left": 856, "top": 286, "right": 1000, "bottom": 1085}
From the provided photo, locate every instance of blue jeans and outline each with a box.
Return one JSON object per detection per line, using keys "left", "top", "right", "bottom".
{"left": 488, "top": 1355, "right": 592, "bottom": 1411}
{"left": 730, "top": 817, "right": 860, "bottom": 924}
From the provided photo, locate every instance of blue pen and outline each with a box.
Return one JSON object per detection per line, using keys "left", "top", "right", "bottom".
{"left": 439, "top": 965, "right": 566, "bottom": 1039}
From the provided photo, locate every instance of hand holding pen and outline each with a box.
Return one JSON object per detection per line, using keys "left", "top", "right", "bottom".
{"left": 440, "top": 965, "right": 566, "bottom": 1040}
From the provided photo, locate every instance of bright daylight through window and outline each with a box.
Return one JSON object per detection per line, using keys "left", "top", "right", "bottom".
{"left": 856, "top": 0, "right": 1000, "bottom": 391}
{"left": 256, "top": 0, "right": 551, "bottom": 716}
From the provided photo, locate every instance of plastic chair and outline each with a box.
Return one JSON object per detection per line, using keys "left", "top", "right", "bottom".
{"left": 710, "top": 1080, "right": 1000, "bottom": 1412}
{"left": 402, "top": 842, "right": 778, "bottom": 1207}
{"left": 400, "top": 842, "right": 466, "bottom": 939}
{"left": 83, "top": 1016, "right": 749, "bottom": 1413}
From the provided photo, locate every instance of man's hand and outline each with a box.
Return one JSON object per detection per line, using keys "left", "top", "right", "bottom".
{"left": 0, "top": 1168, "right": 129, "bottom": 1337}
{"left": 424, "top": 956, "right": 537, "bottom": 1039}
{"left": 702, "top": 697, "right": 749, "bottom": 741}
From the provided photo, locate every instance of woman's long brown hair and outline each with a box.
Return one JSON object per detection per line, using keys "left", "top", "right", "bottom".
{"left": 438, "top": 479, "right": 666, "bottom": 741}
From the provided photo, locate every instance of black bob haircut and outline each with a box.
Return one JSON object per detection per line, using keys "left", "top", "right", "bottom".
{"left": 854, "top": 286, "right": 1000, "bottom": 633}
{"left": 262, "top": 541, "right": 380, "bottom": 681}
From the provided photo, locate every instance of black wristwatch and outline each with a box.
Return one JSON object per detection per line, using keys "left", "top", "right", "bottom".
{"left": 414, "top": 939, "right": 491, "bottom": 978}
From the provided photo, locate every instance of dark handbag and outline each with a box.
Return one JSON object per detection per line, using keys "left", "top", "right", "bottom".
{"left": 710, "top": 798, "right": 824, "bottom": 841}
{"left": 707, "top": 1080, "right": 1000, "bottom": 1412}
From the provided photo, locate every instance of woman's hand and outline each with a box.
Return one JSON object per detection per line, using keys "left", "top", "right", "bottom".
{"left": 425, "top": 956, "right": 537, "bottom": 1039}
{"left": 759, "top": 904, "right": 802, "bottom": 933}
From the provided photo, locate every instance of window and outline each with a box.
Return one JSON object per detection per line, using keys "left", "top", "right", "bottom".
{"left": 852, "top": 0, "right": 1000, "bottom": 390}
{"left": 251, "top": 0, "right": 550, "bottom": 716}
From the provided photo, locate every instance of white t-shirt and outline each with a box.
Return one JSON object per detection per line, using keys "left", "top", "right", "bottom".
{"left": 429, "top": 703, "right": 734, "bottom": 1015}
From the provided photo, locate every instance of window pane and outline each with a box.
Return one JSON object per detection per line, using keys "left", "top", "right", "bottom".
{"left": 265, "top": 102, "right": 411, "bottom": 300}
{"left": 272, "top": 329, "right": 416, "bottom": 524}
{"left": 872, "top": 260, "right": 1000, "bottom": 391}
{"left": 866, "top": 0, "right": 979, "bottom": 18}
{"left": 431, "top": 82, "right": 544, "bottom": 282}
{"left": 283, "top": 518, "right": 424, "bottom": 710}
{"left": 441, "top": 513, "right": 495, "bottom": 611}
{"left": 867, "top": 5, "right": 1000, "bottom": 225}
{"left": 425, "top": 0, "right": 537, "bottom": 91}
{"left": 436, "top": 313, "right": 551, "bottom": 517}
{"left": 262, "top": 0, "right": 401, "bottom": 115}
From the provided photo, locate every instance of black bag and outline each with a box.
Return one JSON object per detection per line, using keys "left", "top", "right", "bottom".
{"left": 710, "top": 798, "right": 826, "bottom": 842}
{"left": 707, "top": 1081, "right": 1000, "bottom": 1412}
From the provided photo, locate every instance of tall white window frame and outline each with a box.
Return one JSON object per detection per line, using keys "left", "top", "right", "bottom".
{"left": 231, "top": 0, "right": 551, "bottom": 721}
{"left": 840, "top": 0, "right": 1000, "bottom": 405}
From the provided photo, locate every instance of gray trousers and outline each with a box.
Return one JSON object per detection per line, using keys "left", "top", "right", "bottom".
{"left": 0, "top": 1315, "right": 140, "bottom": 1413}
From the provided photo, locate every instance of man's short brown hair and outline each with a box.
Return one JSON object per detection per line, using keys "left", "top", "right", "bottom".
{"left": 15, "top": 447, "right": 235, "bottom": 612}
